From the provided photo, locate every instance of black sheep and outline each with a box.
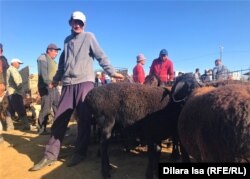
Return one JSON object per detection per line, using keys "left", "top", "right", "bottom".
{"left": 85, "top": 82, "right": 171, "bottom": 179}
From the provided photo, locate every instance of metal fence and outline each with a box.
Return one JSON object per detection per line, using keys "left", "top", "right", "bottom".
{"left": 228, "top": 68, "right": 250, "bottom": 81}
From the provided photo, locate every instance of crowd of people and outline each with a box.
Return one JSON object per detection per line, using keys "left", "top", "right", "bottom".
{"left": 194, "top": 58, "right": 230, "bottom": 84}
{"left": 0, "top": 10, "right": 233, "bottom": 172}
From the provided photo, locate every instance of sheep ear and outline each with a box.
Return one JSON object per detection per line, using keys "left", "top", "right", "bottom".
{"left": 144, "top": 74, "right": 160, "bottom": 87}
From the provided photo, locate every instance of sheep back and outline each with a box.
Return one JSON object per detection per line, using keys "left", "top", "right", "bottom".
{"left": 85, "top": 82, "right": 170, "bottom": 126}
{"left": 178, "top": 84, "right": 250, "bottom": 162}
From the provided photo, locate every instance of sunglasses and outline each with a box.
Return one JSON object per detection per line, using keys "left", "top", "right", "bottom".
{"left": 71, "top": 19, "right": 84, "bottom": 26}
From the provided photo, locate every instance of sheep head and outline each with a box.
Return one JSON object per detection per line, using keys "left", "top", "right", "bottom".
{"left": 144, "top": 74, "right": 161, "bottom": 87}
{"left": 144, "top": 74, "right": 172, "bottom": 87}
{"left": 171, "top": 73, "right": 201, "bottom": 103}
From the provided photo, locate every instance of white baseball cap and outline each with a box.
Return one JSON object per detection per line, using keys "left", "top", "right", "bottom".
{"left": 69, "top": 11, "right": 86, "bottom": 24}
{"left": 11, "top": 58, "right": 23, "bottom": 64}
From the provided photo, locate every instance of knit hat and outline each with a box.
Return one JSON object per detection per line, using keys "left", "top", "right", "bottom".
{"left": 136, "top": 53, "right": 146, "bottom": 62}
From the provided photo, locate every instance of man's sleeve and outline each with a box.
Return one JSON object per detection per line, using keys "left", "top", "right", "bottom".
{"left": 168, "top": 62, "right": 174, "bottom": 81}
{"left": 53, "top": 51, "right": 65, "bottom": 82}
{"left": 212, "top": 67, "right": 217, "bottom": 80}
{"left": 37, "top": 56, "right": 50, "bottom": 85}
{"left": 89, "top": 33, "right": 116, "bottom": 76}
{"left": 2, "top": 56, "right": 9, "bottom": 70}
{"left": 137, "top": 66, "right": 145, "bottom": 84}
{"left": 10, "top": 69, "right": 22, "bottom": 88}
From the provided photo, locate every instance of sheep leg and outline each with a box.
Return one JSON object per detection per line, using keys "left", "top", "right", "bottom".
{"left": 146, "top": 142, "right": 161, "bottom": 179}
{"left": 180, "top": 143, "right": 190, "bottom": 162}
{"left": 153, "top": 143, "right": 162, "bottom": 177}
{"left": 100, "top": 117, "right": 115, "bottom": 179}
{"left": 120, "top": 125, "right": 139, "bottom": 152}
{"left": 169, "top": 136, "right": 181, "bottom": 161}
{"left": 100, "top": 138, "right": 110, "bottom": 179}
{"left": 146, "top": 143, "right": 154, "bottom": 179}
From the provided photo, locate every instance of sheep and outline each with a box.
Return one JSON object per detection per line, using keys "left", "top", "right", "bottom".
{"left": 171, "top": 73, "right": 250, "bottom": 162}
{"left": 169, "top": 73, "right": 206, "bottom": 162}
{"left": 143, "top": 74, "right": 183, "bottom": 160}
{"left": 144, "top": 74, "right": 173, "bottom": 90}
{"left": 135, "top": 96, "right": 185, "bottom": 178}
{"left": 85, "top": 82, "right": 171, "bottom": 179}
{"left": 178, "top": 84, "right": 250, "bottom": 162}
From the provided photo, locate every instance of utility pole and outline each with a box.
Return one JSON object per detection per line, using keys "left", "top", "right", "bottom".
{"left": 219, "top": 46, "right": 224, "bottom": 60}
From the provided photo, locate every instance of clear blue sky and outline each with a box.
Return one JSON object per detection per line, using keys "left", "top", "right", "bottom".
{"left": 1, "top": 0, "right": 250, "bottom": 75}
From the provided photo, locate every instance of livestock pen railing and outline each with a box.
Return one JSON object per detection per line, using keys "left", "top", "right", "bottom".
{"left": 186, "top": 68, "right": 250, "bottom": 82}
{"left": 227, "top": 68, "right": 250, "bottom": 81}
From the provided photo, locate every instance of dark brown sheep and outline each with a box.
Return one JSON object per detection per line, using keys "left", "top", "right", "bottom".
{"left": 178, "top": 84, "right": 250, "bottom": 162}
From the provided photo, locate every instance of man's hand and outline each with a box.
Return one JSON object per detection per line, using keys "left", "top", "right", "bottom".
{"left": 48, "top": 83, "right": 54, "bottom": 89}
{"left": 111, "top": 72, "right": 124, "bottom": 81}
{"left": 51, "top": 81, "right": 59, "bottom": 88}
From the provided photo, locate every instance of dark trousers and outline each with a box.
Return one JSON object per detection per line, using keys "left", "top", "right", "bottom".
{"left": 8, "top": 93, "right": 26, "bottom": 118}
{"left": 44, "top": 82, "right": 94, "bottom": 160}
{"left": 38, "top": 87, "right": 60, "bottom": 127}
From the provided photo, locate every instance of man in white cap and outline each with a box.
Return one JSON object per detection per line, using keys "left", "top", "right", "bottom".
{"left": 133, "top": 53, "right": 146, "bottom": 84}
{"left": 30, "top": 10, "right": 124, "bottom": 171}
{"left": 6, "top": 58, "right": 30, "bottom": 130}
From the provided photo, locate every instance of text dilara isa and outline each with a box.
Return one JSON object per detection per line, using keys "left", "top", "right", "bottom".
{"left": 163, "top": 167, "right": 204, "bottom": 174}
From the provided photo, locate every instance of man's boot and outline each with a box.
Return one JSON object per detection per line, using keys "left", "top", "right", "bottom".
{"left": 6, "top": 116, "right": 14, "bottom": 131}
{"left": 38, "top": 123, "right": 49, "bottom": 135}
{"left": 20, "top": 116, "right": 30, "bottom": 130}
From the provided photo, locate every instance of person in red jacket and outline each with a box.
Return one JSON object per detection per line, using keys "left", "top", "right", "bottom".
{"left": 149, "top": 49, "right": 174, "bottom": 84}
{"left": 133, "top": 53, "right": 146, "bottom": 84}
{"left": 100, "top": 71, "right": 108, "bottom": 85}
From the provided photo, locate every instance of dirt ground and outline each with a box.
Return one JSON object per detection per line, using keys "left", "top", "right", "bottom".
{"left": 0, "top": 121, "right": 172, "bottom": 179}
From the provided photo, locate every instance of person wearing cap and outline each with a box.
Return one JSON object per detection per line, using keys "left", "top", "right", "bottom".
{"left": 100, "top": 71, "right": 108, "bottom": 85}
{"left": 212, "top": 59, "right": 230, "bottom": 81}
{"left": 194, "top": 68, "right": 201, "bottom": 82}
{"left": 6, "top": 58, "right": 30, "bottom": 130}
{"left": 0, "top": 43, "right": 10, "bottom": 95}
{"left": 36, "top": 43, "right": 61, "bottom": 135}
{"left": 94, "top": 71, "right": 102, "bottom": 87}
{"left": 133, "top": 53, "right": 146, "bottom": 84}
{"left": 30, "top": 11, "right": 124, "bottom": 171}
{"left": 149, "top": 49, "right": 174, "bottom": 85}
{"left": 200, "top": 69, "right": 211, "bottom": 83}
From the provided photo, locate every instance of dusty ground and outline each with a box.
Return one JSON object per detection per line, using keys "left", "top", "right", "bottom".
{"left": 0, "top": 121, "right": 172, "bottom": 179}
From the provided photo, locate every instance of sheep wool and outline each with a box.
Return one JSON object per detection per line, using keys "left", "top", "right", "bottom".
{"left": 178, "top": 84, "right": 250, "bottom": 162}
{"left": 85, "top": 82, "right": 170, "bottom": 126}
